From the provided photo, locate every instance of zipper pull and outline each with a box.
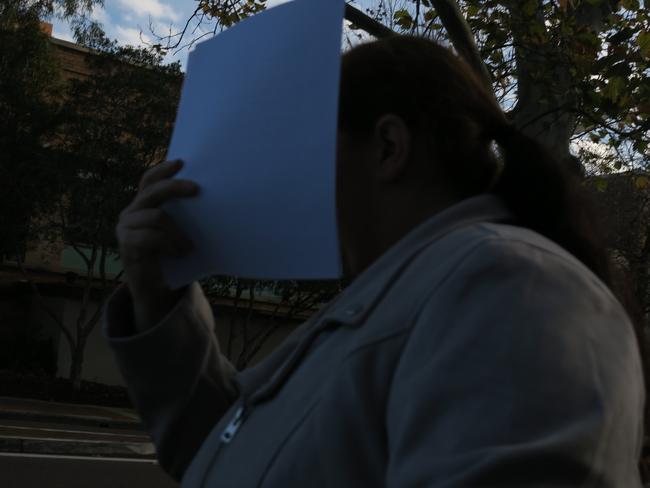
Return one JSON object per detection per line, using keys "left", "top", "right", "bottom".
{"left": 220, "top": 405, "right": 246, "bottom": 444}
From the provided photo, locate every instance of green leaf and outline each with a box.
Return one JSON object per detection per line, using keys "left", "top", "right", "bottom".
{"left": 637, "top": 30, "right": 650, "bottom": 59}
{"left": 595, "top": 178, "right": 608, "bottom": 192}
{"left": 633, "top": 139, "right": 648, "bottom": 154}
{"left": 423, "top": 9, "right": 437, "bottom": 22}
{"left": 608, "top": 28, "right": 633, "bottom": 44}
{"left": 621, "top": 0, "right": 640, "bottom": 10}
{"left": 603, "top": 76, "right": 626, "bottom": 102}
{"left": 394, "top": 9, "right": 410, "bottom": 19}
{"left": 634, "top": 176, "right": 649, "bottom": 190}
{"left": 393, "top": 9, "right": 413, "bottom": 30}
{"left": 522, "top": 0, "right": 537, "bottom": 16}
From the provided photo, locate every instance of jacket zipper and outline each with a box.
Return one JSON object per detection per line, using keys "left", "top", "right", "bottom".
{"left": 218, "top": 318, "right": 339, "bottom": 447}
{"left": 220, "top": 405, "right": 246, "bottom": 444}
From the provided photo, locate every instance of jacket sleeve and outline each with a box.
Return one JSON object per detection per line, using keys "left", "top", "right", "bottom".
{"left": 386, "top": 237, "right": 645, "bottom": 487}
{"left": 102, "top": 282, "right": 239, "bottom": 481}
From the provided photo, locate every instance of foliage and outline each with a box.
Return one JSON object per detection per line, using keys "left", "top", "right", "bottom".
{"left": 54, "top": 30, "right": 182, "bottom": 253}
{"left": 1, "top": 20, "right": 184, "bottom": 388}
{"left": 387, "top": 0, "right": 648, "bottom": 170}
{"left": 459, "top": 0, "right": 648, "bottom": 169}
{"left": 141, "top": 0, "right": 646, "bottom": 370}
{"left": 156, "top": 0, "right": 648, "bottom": 172}
{"left": 1, "top": 0, "right": 101, "bottom": 20}
{"left": 0, "top": 2, "right": 65, "bottom": 261}
{"left": 40, "top": 28, "right": 183, "bottom": 388}
{"left": 0, "top": 368, "right": 132, "bottom": 407}
{"left": 201, "top": 276, "right": 341, "bottom": 368}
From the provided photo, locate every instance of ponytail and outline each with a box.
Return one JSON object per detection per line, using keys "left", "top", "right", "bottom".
{"left": 339, "top": 34, "right": 612, "bottom": 286}
{"left": 490, "top": 123, "right": 612, "bottom": 286}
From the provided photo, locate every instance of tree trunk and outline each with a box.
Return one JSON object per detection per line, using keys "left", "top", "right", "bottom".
{"left": 69, "top": 335, "right": 86, "bottom": 391}
{"left": 503, "top": 0, "right": 617, "bottom": 175}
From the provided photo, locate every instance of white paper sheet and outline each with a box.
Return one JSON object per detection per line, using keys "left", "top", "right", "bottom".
{"left": 161, "top": 0, "right": 344, "bottom": 288}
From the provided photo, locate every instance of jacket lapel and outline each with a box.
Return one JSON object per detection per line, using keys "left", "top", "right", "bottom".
{"left": 236, "top": 194, "right": 514, "bottom": 404}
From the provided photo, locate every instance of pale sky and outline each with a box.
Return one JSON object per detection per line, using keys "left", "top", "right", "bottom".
{"left": 50, "top": 0, "right": 371, "bottom": 70}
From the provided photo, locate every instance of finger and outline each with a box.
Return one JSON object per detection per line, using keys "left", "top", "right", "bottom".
{"left": 120, "top": 208, "right": 193, "bottom": 250}
{"left": 131, "top": 178, "right": 199, "bottom": 211}
{"left": 139, "top": 159, "right": 184, "bottom": 191}
{"left": 119, "top": 228, "right": 185, "bottom": 259}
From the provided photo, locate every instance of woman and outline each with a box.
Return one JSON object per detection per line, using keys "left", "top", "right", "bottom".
{"left": 105, "top": 35, "right": 644, "bottom": 486}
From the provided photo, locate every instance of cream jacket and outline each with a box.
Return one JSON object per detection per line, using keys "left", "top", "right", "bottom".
{"left": 104, "top": 194, "right": 644, "bottom": 487}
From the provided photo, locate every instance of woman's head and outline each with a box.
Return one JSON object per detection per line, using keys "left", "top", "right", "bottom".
{"left": 336, "top": 35, "right": 611, "bottom": 287}
{"left": 338, "top": 35, "right": 504, "bottom": 201}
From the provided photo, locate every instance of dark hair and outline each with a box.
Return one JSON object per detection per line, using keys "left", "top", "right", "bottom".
{"left": 338, "top": 35, "right": 612, "bottom": 286}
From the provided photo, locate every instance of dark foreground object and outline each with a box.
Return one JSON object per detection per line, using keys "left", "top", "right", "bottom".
{"left": 0, "top": 369, "right": 131, "bottom": 408}
{"left": 0, "top": 452, "right": 178, "bottom": 488}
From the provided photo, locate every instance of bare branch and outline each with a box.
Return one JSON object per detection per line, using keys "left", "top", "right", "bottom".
{"left": 412, "top": 0, "right": 421, "bottom": 35}
{"left": 517, "top": 103, "right": 572, "bottom": 132}
{"left": 244, "top": 321, "right": 283, "bottom": 364}
{"left": 76, "top": 244, "right": 98, "bottom": 334}
{"left": 226, "top": 282, "right": 244, "bottom": 358}
{"left": 345, "top": 3, "right": 394, "bottom": 38}
{"left": 113, "top": 268, "right": 124, "bottom": 284}
{"left": 69, "top": 241, "right": 91, "bottom": 269}
{"left": 248, "top": 300, "right": 282, "bottom": 345}
{"left": 154, "top": 5, "right": 202, "bottom": 52}
{"left": 235, "top": 285, "right": 255, "bottom": 368}
{"left": 577, "top": 110, "right": 649, "bottom": 138}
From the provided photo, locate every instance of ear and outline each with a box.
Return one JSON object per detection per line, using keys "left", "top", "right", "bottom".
{"left": 372, "top": 114, "right": 411, "bottom": 182}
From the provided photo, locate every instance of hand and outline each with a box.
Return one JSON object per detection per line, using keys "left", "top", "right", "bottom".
{"left": 116, "top": 159, "right": 199, "bottom": 332}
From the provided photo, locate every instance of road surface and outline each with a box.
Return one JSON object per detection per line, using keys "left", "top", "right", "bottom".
{"left": 0, "top": 452, "right": 179, "bottom": 488}
{"left": 0, "top": 414, "right": 177, "bottom": 487}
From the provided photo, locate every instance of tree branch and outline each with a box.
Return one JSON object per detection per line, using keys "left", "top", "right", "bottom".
{"left": 81, "top": 244, "right": 117, "bottom": 337}
{"left": 14, "top": 247, "right": 75, "bottom": 350}
{"left": 69, "top": 241, "right": 91, "bottom": 268}
{"left": 430, "top": 0, "right": 494, "bottom": 95}
{"left": 344, "top": 3, "right": 395, "bottom": 38}
{"left": 235, "top": 285, "right": 255, "bottom": 368}
{"left": 244, "top": 321, "right": 282, "bottom": 365}
{"left": 412, "top": 0, "right": 421, "bottom": 35}
{"left": 76, "top": 244, "right": 97, "bottom": 334}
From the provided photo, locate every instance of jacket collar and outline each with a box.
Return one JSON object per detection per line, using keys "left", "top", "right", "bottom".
{"left": 236, "top": 194, "right": 513, "bottom": 403}
{"left": 321, "top": 193, "right": 514, "bottom": 326}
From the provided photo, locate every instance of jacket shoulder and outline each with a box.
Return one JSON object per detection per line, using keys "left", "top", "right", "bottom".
{"left": 350, "top": 221, "right": 631, "bottom": 360}
{"left": 386, "top": 224, "right": 645, "bottom": 486}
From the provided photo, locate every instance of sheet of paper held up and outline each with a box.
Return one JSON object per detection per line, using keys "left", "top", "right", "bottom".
{"left": 161, "top": 0, "right": 345, "bottom": 288}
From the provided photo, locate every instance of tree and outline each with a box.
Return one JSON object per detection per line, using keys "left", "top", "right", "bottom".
{"left": 146, "top": 0, "right": 648, "bottom": 355}
{"left": 202, "top": 276, "right": 341, "bottom": 369}
{"left": 23, "top": 27, "right": 183, "bottom": 390}
{"left": 151, "top": 0, "right": 649, "bottom": 470}
{"left": 151, "top": 0, "right": 649, "bottom": 294}
{"left": 0, "top": 0, "right": 99, "bottom": 18}
{"left": 0, "top": 0, "right": 107, "bottom": 262}
{"left": 0, "top": 2, "right": 64, "bottom": 262}
{"left": 153, "top": 0, "right": 647, "bottom": 173}
{"left": 362, "top": 2, "right": 649, "bottom": 472}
